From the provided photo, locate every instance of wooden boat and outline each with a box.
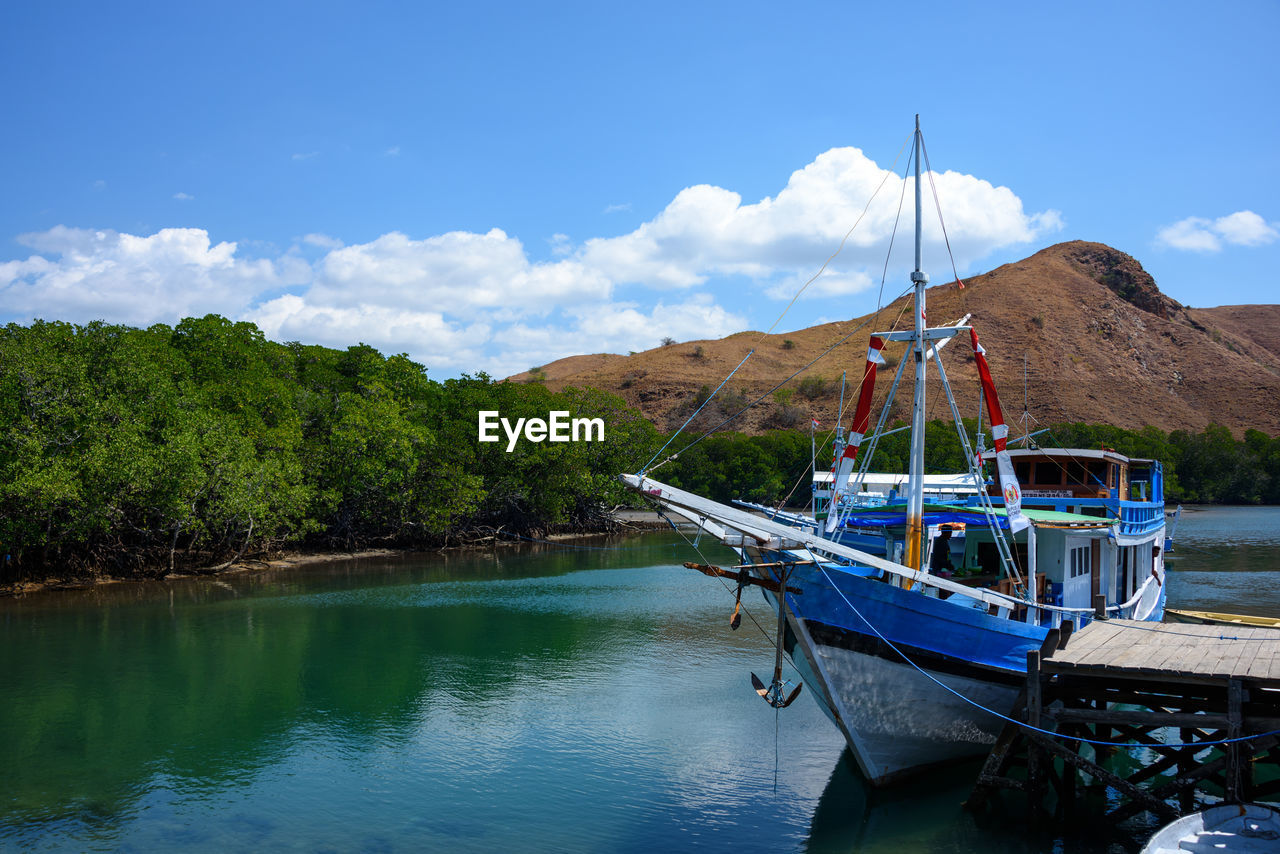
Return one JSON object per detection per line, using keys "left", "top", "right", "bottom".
{"left": 1166, "top": 608, "right": 1280, "bottom": 629}
{"left": 622, "top": 117, "right": 1168, "bottom": 787}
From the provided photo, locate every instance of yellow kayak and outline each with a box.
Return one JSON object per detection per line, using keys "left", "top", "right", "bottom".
{"left": 1165, "top": 608, "right": 1280, "bottom": 629}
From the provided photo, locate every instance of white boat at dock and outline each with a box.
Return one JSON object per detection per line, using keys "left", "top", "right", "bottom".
{"left": 1141, "top": 803, "right": 1280, "bottom": 854}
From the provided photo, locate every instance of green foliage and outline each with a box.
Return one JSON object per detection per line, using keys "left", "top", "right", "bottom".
{"left": 795, "top": 374, "right": 829, "bottom": 400}
{"left": 0, "top": 317, "right": 661, "bottom": 581}
{"left": 719, "top": 387, "right": 750, "bottom": 413}
{"left": 664, "top": 430, "right": 815, "bottom": 505}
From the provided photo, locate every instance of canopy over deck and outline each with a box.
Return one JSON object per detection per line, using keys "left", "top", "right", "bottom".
{"left": 837, "top": 502, "right": 1116, "bottom": 530}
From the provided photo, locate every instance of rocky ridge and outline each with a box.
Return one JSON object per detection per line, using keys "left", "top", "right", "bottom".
{"left": 510, "top": 241, "right": 1280, "bottom": 437}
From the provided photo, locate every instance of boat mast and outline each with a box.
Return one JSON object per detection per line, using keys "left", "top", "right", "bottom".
{"left": 904, "top": 115, "right": 929, "bottom": 571}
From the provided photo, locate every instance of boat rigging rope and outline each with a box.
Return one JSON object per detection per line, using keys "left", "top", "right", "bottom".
{"left": 809, "top": 559, "right": 1279, "bottom": 749}
{"left": 654, "top": 508, "right": 777, "bottom": 646}
{"left": 874, "top": 141, "right": 914, "bottom": 309}
{"left": 769, "top": 131, "right": 913, "bottom": 336}
{"left": 640, "top": 348, "right": 757, "bottom": 473}
{"left": 637, "top": 132, "right": 914, "bottom": 475}
{"left": 919, "top": 134, "right": 967, "bottom": 290}
{"left": 640, "top": 287, "right": 913, "bottom": 473}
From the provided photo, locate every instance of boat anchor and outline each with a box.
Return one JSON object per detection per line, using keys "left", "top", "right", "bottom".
{"left": 751, "top": 671, "right": 803, "bottom": 708}
{"left": 730, "top": 568, "right": 747, "bottom": 630}
{"left": 751, "top": 565, "right": 802, "bottom": 708}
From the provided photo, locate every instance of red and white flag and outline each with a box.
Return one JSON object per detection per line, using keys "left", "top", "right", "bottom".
{"left": 970, "top": 328, "right": 1029, "bottom": 532}
{"left": 826, "top": 336, "right": 885, "bottom": 533}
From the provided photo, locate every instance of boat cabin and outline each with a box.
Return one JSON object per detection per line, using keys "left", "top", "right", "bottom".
{"left": 831, "top": 500, "right": 1157, "bottom": 624}
{"left": 994, "top": 448, "right": 1163, "bottom": 508}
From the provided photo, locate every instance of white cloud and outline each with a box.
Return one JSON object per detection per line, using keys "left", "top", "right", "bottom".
{"left": 603, "top": 203, "right": 631, "bottom": 214}
{"left": 311, "top": 229, "right": 611, "bottom": 319}
{"left": 578, "top": 147, "right": 1061, "bottom": 294}
{"left": 250, "top": 295, "right": 489, "bottom": 371}
{"left": 476, "top": 295, "right": 747, "bottom": 377}
{"left": 567, "top": 293, "right": 745, "bottom": 353}
{"left": 0, "top": 144, "right": 1056, "bottom": 376}
{"left": 292, "top": 151, "right": 319, "bottom": 161}
{"left": 1212, "top": 211, "right": 1277, "bottom": 246}
{"left": 765, "top": 269, "right": 875, "bottom": 301}
{"left": 173, "top": 192, "right": 194, "bottom": 201}
{"left": 1156, "top": 210, "right": 1279, "bottom": 252}
{"left": 0, "top": 226, "right": 307, "bottom": 325}
{"left": 384, "top": 146, "right": 401, "bottom": 157}
{"left": 548, "top": 233, "right": 572, "bottom": 256}
{"left": 302, "top": 233, "right": 344, "bottom": 250}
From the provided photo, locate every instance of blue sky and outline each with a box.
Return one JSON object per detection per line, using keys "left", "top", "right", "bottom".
{"left": 2, "top": 1, "right": 1277, "bottom": 377}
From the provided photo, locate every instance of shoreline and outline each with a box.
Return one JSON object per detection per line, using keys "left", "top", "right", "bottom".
{"left": 0, "top": 511, "right": 671, "bottom": 598}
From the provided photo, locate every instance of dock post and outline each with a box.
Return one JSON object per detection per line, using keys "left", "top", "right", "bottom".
{"left": 1179, "top": 728, "right": 1196, "bottom": 814}
{"left": 1227, "top": 678, "right": 1245, "bottom": 802}
{"left": 1026, "top": 649, "right": 1043, "bottom": 817}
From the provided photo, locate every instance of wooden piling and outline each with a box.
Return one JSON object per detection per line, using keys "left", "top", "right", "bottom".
{"left": 968, "top": 618, "right": 1280, "bottom": 823}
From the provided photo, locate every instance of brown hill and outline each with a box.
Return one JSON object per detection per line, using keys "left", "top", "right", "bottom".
{"left": 510, "top": 241, "right": 1280, "bottom": 437}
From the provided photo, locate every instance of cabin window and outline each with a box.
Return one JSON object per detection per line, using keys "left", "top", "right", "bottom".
{"left": 1065, "top": 461, "right": 1088, "bottom": 486}
{"left": 1015, "top": 461, "right": 1031, "bottom": 483}
{"left": 1119, "top": 546, "right": 1132, "bottom": 599}
{"left": 1034, "top": 462, "right": 1061, "bottom": 485}
{"left": 976, "top": 541, "right": 1028, "bottom": 574}
{"left": 1068, "top": 545, "right": 1092, "bottom": 578}
{"left": 1110, "top": 464, "right": 1120, "bottom": 489}
{"left": 1089, "top": 461, "right": 1108, "bottom": 486}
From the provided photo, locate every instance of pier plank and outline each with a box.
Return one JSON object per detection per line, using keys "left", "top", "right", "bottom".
{"left": 1247, "top": 638, "right": 1278, "bottom": 680}
{"left": 1042, "top": 620, "right": 1280, "bottom": 684}
{"left": 1047, "top": 621, "right": 1119, "bottom": 665}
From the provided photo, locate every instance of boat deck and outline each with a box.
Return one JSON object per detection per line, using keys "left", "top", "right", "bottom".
{"left": 1044, "top": 618, "right": 1280, "bottom": 687}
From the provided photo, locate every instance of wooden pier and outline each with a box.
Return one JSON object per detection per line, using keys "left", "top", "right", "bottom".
{"left": 969, "top": 618, "right": 1280, "bottom": 822}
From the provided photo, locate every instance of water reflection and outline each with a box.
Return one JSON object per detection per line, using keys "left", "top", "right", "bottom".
{"left": 1165, "top": 506, "right": 1280, "bottom": 614}
{"left": 804, "top": 751, "right": 1148, "bottom": 853}
{"left": 3, "top": 512, "right": 1277, "bottom": 852}
{"left": 3, "top": 533, "right": 844, "bottom": 851}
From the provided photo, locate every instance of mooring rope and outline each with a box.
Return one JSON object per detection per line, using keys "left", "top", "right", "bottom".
{"left": 810, "top": 560, "right": 1280, "bottom": 749}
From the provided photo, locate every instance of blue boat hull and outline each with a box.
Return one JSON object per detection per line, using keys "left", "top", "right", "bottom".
{"left": 780, "top": 564, "right": 1049, "bottom": 784}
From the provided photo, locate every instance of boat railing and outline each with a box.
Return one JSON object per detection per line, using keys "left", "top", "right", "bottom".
{"left": 825, "top": 547, "right": 1162, "bottom": 627}
{"left": 1117, "top": 501, "right": 1166, "bottom": 537}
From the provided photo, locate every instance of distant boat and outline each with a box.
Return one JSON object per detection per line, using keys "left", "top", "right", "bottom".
{"left": 623, "top": 117, "right": 1168, "bottom": 787}
{"left": 1165, "top": 608, "right": 1280, "bottom": 629}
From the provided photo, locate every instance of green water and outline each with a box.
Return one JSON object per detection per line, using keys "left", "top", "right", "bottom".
{"left": 2, "top": 508, "right": 1277, "bottom": 852}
